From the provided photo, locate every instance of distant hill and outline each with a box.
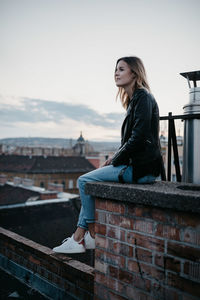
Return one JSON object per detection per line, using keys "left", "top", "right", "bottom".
{"left": 0, "top": 137, "right": 120, "bottom": 152}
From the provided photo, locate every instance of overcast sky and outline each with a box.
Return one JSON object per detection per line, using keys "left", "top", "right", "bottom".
{"left": 0, "top": 0, "right": 199, "bottom": 141}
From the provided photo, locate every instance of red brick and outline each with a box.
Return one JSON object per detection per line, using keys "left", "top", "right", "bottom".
{"left": 136, "top": 248, "right": 152, "bottom": 264}
{"left": 104, "top": 251, "right": 125, "bottom": 268}
{"left": 173, "top": 211, "right": 200, "bottom": 228}
{"left": 96, "top": 211, "right": 107, "bottom": 224}
{"left": 96, "top": 236, "right": 107, "bottom": 249}
{"left": 119, "top": 243, "right": 133, "bottom": 257}
{"left": 109, "top": 291, "right": 127, "bottom": 300}
{"left": 127, "top": 205, "right": 145, "bottom": 217}
{"left": 127, "top": 259, "right": 165, "bottom": 281}
{"left": 168, "top": 272, "right": 200, "bottom": 298}
{"left": 125, "top": 285, "right": 149, "bottom": 300}
{"left": 95, "top": 272, "right": 124, "bottom": 294}
{"left": 127, "top": 205, "right": 168, "bottom": 223}
{"left": 108, "top": 265, "right": 119, "bottom": 278}
{"left": 127, "top": 259, "right": 140, "bottom": 273}
{"left": 131, "top": 273, "right": 151, "bottom": 292}
{"left": 127, "top": 232, "right": 165, "bottom": 252}
{"left": 108, "top": 214, "right": 133, "bottom": 229}
{"left": 95, "top": 198, "right": 107, "bottom": 210}
{"left": 107, "top": 239, "right": 120, "bottom": 254}
{"left": 107, "top": 214, "right": 121, "bottom": 226}
{"left": 155, "top": 224, "right": 180, "bottom": 241}
{"left": 95, "top": 248, "right": 105, "bottom": 261}
{"left": 151, "top": 208, "right": 169, "bottom": 223}
{"left": 167, "top": 241, "right": 200, "bottom": 261}
{"left": 28, "top": 255, "right": 41, "bottom": 266}
{"left": 96, "top": 248, "right": 125, "bottom": 268}
{"left": 141, "top": 263, "right": 165, "bottom": 281}
{"left": 94, "top": 282, "right": 109, "bottom": 300}
{"left": 155, "top": 254, "right": 181, "bottom": 273}
{"left": 106, "top": 226, "right": 126, "bottom": 241}
{"left": 133, "top": 219, "right": 154, "bottom": 234}
{"left": 107, "top": 240, "right": 133, "bottom": 257}
{"left": 184, "top": 261, "right": 200, "bottom": 280}
{"left": 95, "top": 223, "right": 106, "bottom": 236}
{"left": 95, "top": 271, "right": 107, "bottom": 285}
{"left": 95, "top": 260, "right": 107, "bottom": 274}
{"left": 182, "top": 228, "right": 200, "bottom": 246}
{"left": 151, "top": 283, "right": 180, "bottom": 300}
{"left": 107, "top": 277, "right": 124, "bottom": 294}
{"left": 106, "top": 200, "right": 125, "bottom": 214}
{"left": 120, "top": 216, "right": 134, "bottom": 229}
{"left": 118, "top": 269, "right": 133, "bottom": 284}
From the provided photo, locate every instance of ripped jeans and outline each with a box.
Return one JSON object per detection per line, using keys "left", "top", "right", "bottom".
{"left": 77, "top": 164, "right": 156, "bottom": 230}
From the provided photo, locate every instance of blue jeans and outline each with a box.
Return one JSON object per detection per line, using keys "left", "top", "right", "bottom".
{"left": 77, "top": 165, "right": 156, "bottom": 230}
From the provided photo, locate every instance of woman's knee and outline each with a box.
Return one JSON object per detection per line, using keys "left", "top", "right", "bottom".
{"left": 77, "top": 175, "right": 84, "bottom": 187}
{"left": 78, "top": 173, "right": 89, "bottom": 187}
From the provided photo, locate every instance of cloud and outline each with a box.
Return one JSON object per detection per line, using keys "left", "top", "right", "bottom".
{"left": 0, "top": 96, "right": 124, "bottom": 129}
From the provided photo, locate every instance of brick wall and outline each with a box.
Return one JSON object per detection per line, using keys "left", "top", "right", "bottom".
{"left": 0, "top": 227, "right": 94, "bottom": 299}
{"left": 93, "top": 189, "right": 200, "bottom": 300}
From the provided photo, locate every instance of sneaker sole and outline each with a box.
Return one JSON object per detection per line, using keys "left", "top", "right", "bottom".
{"left": 53, "top": 248, "right": 86, "bottom": 254}
{"left": 85, "top": 246, "right": 95, "bottom": 250}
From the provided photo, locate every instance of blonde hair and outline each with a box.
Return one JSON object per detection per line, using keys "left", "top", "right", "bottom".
{"left": 116, "top": 56, "right": 150, "bottom": 109}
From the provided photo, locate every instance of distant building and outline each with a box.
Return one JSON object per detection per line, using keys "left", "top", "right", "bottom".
{"left": 0, "top": 155, "right": 95, "bottom": 193}
{"left": 72, "top": 132, "right": 102, "bottom": 168}
{"left": 0, "top": 133, "right": 103, "bottom": 168}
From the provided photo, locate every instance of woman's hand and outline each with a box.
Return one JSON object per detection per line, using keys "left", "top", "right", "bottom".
{"left": 100, "top": 158, "right": 112, "bottom": 168}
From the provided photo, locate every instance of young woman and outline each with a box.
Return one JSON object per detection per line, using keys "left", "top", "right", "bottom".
{"left": 53, "top": 56, "right": 162, "bottom": 254}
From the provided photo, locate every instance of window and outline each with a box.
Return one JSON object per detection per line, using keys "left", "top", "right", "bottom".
{"left": 40, "top": 182, "right": 44, "bottom": 188}
{"left": 62, "top": 181, "right": 66, "bottom": 189}
{"left": 68, "top": 180, "right": 73, "bottom": 189}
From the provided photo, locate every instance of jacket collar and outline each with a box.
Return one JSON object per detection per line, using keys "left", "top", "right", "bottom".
{"left": 130, "top": 88, "right": 146, "bottom": 102}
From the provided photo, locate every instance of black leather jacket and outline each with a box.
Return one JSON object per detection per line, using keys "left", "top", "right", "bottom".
{"left": 111, "top": 88, "right": 162, "bottom": 182}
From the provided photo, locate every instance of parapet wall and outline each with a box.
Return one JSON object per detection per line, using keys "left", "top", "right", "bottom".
{"left": 86, "top": 181, "right": 200, "bottom": 300}
{"left": 0, "top": 227, "right": 94, "bottom": 300}
{"left": 1, "top": 181, "right": 200, "bottom": 299}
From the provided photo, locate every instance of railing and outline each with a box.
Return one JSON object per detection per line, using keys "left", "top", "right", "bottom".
{"left": 159, "top": 113, "right": 200, "bottom": 182}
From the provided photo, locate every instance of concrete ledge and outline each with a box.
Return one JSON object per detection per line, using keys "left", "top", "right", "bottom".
{"left": 85, "top": 181, "right": 200, "bottom": 214}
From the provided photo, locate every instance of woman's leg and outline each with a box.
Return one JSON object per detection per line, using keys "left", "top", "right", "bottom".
{"left": 74, "top": 164, "right": 133, "bottom": 241}
{"left": 53, "top": 165, "right": 156, "bottom": 252}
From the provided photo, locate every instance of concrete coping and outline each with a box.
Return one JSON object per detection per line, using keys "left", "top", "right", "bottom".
{"left": 85, "top": 181, "right": 200, "bottom": 214}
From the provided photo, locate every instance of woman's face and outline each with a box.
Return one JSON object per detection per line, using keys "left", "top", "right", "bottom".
{"left": 115, "top": 60, "right": 135, "bottom": 89}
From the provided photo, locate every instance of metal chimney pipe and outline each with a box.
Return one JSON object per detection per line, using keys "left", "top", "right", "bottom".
{"left": 180, "top": 70, "right": 200, "bottom": 184}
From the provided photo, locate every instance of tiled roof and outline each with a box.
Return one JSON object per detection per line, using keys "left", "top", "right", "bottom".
{"left": 0, "top": 184, "right": 40, "bottom": 206}
{"left": 0, "top": 155, "right": 95, "bottom": 173}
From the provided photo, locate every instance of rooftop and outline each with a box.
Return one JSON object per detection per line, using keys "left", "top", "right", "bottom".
{"left": 0, "top": 154, "right": 95, "bottom": 173}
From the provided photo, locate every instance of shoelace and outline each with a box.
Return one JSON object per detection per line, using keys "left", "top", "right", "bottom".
{"left": 62, "top": 237, "right": 70, "bottom": 244}
{"left": 62, "top": 236, "right": 84, "bottom": 244}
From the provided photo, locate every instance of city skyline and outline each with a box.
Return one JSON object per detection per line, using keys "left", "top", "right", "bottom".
{"left": 0, "top": 0, "right": 199, "bottom": 141}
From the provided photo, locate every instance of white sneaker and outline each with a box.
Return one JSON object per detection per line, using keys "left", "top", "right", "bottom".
{"left": 84, "top": 231, "right": 95, "bottom": 250}
{"left": 53, "top": 234, "right": 86, "bottom": 254}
